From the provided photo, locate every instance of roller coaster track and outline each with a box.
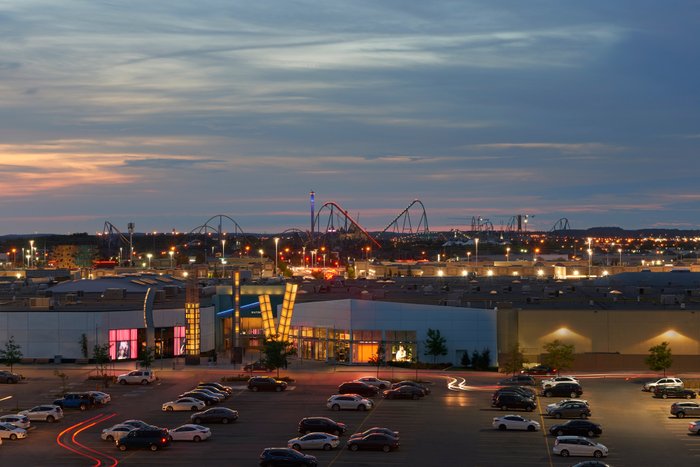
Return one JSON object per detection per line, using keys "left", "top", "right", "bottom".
{"left": 550, "top": 217, "right": 571, "bottom": 232}
{"left": 101, "top": 221, "right": 130, "bottom": 257}
{"left": 313, "top": 202, "right": 381, "bottom": 249}
{"left": 380, "top": 199, "right": 430, "bottom": 238}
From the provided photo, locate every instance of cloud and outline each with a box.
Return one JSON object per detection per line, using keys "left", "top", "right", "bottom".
{"left": 123, "top": 157, "right": 225, "bottom": 169}
{"left": 469, "top": 142, "right": 624, "bottom": 155}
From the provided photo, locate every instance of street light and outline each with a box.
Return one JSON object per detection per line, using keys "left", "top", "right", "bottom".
{"left": 467, "top": 251, "right": 471, "bottom": 265}
{"left": 506, "top": 247, "right": 510, "bottom": 263}
{"left": 168, "top": 250, "right": 174, "bottom": 269}
{"left": 274, "top": 237, "right": 279, "bottom": 276}
{"left": 119, "top": 247, "right": 123, "bottom": 267}
{"left": 146, "top": 253, "right": 153, "bottom": 269}
{"left": 618, "top": 248, "right": 623, "bottom": 267}
{"left": 587, "top": 237, "right": 593, "bottom": 277}
{"left": 29, "top": 240, "right": 34, "bottom": 268}
{"left": 258, "top": 249, "right": 264, "bottom": 278}
{"left": 474, "top": 238, "right": 479, "bottom": 268}
{"left": 221, "top": 239, "right": 226, "bottom": 260}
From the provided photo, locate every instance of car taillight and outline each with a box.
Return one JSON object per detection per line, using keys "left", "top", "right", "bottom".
{"left": 162, "top": 438, "right": 167, "bottom": 443}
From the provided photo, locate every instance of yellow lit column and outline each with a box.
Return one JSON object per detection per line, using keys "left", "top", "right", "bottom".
{"left": 259, "top": 294, "right": 276, "bottom": 340}
{"left": 277, "top": 283, "right": 298, "bottom": 342}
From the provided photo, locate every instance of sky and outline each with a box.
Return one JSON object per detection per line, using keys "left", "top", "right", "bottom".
{"left": 1, "top": 1, "right": 699, "bottom": 235}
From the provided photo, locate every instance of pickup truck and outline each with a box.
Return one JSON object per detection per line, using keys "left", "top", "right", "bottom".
{"left": 53, "top": 392, "right": 96, "bottom": 411}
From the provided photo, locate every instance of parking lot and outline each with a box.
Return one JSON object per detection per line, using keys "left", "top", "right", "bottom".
{"left": 1, "top": 364, "right": 700, "bottom": 466}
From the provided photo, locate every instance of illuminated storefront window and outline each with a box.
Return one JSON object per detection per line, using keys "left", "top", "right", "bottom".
{"left": 109, "top": 328, "right": 138, "bottom": 360}
{"left": 174, "top": 325, "right": 186, "bottom": 356}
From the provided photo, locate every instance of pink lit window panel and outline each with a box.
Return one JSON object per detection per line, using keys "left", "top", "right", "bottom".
{"left": 174, "top": 325, "right": 186, "bottom": 356}
{"left": 109, "top": 328, "right": 138, "bottom": 360}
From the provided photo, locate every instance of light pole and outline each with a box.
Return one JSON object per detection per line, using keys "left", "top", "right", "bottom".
{"left": 618, "top": 248, "right": 623, "bottom": 267}
{"left": 587, "top": 237, "right": 593, "bottom": 278}
{"left": 467, "top": 251, "right": 471, "bottom": 266}
{"left": 322, "top": 253, "right": 326, "bottom": 268}
{"left": 221, "top": 239, "right": 226, "bottom": 261}
{"left": 29, "top": 240, "right": 34, "bottom": 268}
{"left": 169, "top": 250, "right": 174, "bottom": 269}
{"left": 474, "top": 238, "right": 479, "bottom": 271}
{"left": 258, "top": 249, "right": 264, "bottom": 278}
{"left": 506, "top": 247, "right": 510, "bottom": 263}
{"left": 11, "top": 248, "right": 16, "bottom": 267}
{"left": 119, "top": 247, "right": 123, "bottom": 267}
{"left": 274, "top": 237, "right": 279, "bottom": 276}
{"left": 302, "top": 246, "right": 306, "bottom": 267}
{"left": 147, "top": 253, "right": 153, "bottom": 269}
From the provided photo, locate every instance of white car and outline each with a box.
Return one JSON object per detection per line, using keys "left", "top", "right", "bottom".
{"left": 0, "top": 422, "right": 27, "bottom": 440}
{"left": 288, "top": 432, "right": 340, "bottom": 451}
{"left": 117, "top": 370, "right": 156, "bottom": 385}
{"left": 688, "top": 421, "right": 700, "bottom": 435}
{"left": 87, "top": 391, "right": 111, "bottom": 405}
{"left": 19, "top": 405, "right": 64, "bottom": 423}
{"left": 162, "top": 397, "right": 206, "bottom": 412}
{"left": 546, "top": 399, "right": 589, "bottom": 413}
{"left": 492, "top": 415, "right": 541, "bottom": 432}
{"left": 355, "top": 377, "right": 392, "bottom": 389}
{"left": 553, "top": 436, "right": 608, "bottom": 458}
{"left": 169, "top": 424, "right": 211, "bottom": 442}
{"left": 542, "top": 376, "right": 579, "bottom": 388}
{"left": 327, "top": 394, "right": 374, "bottom": 411}
{"left": 101, "top": 424, "right": 135, "bottom": 442}
{"left": 0, "top": 415, "right": 30, "bottom": 429}
{"left": 121, "top": 419, "right": 153, "bottom": 429}
{"left": 643, "top": 377, "right": 683, "bottom": 392}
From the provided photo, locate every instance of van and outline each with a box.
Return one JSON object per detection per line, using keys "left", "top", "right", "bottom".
{"left": 117, "top": 370, "right": 156, "bottom": 385}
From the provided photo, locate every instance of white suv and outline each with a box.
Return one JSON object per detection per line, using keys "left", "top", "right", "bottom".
{"left": 541, "top": 376, "right": 579, "bottom": 389}
{"left": 553, "top": 436, "right": 608, "bottom": 458}
{"left": 643, "top": 377, "right": 683, "bottom": 392}
{"left": 19, "top": 405, "right": 64, "bottom": 423}
{"left": 117, "top": 370, "right": 156, "bottom": 385}
{"left": 326, "top": 394, "right": 373, "bottom": 411}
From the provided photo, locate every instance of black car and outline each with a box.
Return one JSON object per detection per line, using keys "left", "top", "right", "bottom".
{"left": 521, "top": 364, "right": 557, "bottom": 375}
{"left": 493, "top": 386, "right": 536, "bottom": 400}
{"left": 116, "top": 428, "right": 170, "bottom": 451}
{"left": 338, "top": 382, "right": 379, "bottom": 398}
{"left": 492, "top": 394, "right": 536, "bottom": 411}
{"left": 382, "top": 386, "right": 425, "bottom": 400}
{"left": 653, "top": 387, "right": 697, "bottom": 399}
{"left": 198, "top": 382, "right": 233, "bottom": 395}
{"left": 543, "top": 383, "right": 583, "bottom": 398}
{"left": 195, "top": 385, "right": 230, "bottom": 399}
{"left": 246, "top": 361, "right": 274, "bottom": 372}
{"left": 391, "top": 381, "right": 430, "bottom": 395}
{"left": 190, "top": 407, "right": 239, "bottom": 424}
{"left": 347, "top": 433, "right": 400, "bottom": 452}
{"left": 298, "top": 417, "right": 346, "bottom": 435}
{"left": 248, "top": 376, "right": 288, "bottom": 392}
{"left": 570, "top": 462, "right": 611, "bottom": 467}
{"left": 259, "top": 447, "right": 317, "bottom": 467}
{"left": 549, "top": 420, "right": 602, "bottom": 437}
{"left": 498, "top": 375, "right": 536, "bottom": 386}
{"left": 0, "top": 370, "right": 20, "bottom": 384}
{"left": 180, "top": 391, "right": 219, "bottom": 406}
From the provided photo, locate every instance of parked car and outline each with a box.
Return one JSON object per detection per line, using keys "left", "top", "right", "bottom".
{"left": 19, "top": 405, "right": 63, "bottom": 423}
{"left": 190, "top": 407, "right": 238, "bottom": 424}
{"left": 298, "top": 417, "right": 346, "bottom": 435}
{"left": 642, "top": 377, "right": 683, "bottom": 392}
{"left": 492, "top": 415, "right": 540, "bottom": 431}
{"left": 0, "top": 370, "right": 21, "bottom": 384}
{"left": 653, "top": 387, "right": 696, "bottom": 399}
{"left": 671, "top": 401, "right": 700, "bottom": 418}
{"left": 548, "top": 401, "right": 591, "bottom": 419}
{"left": 287, "top": 432, "right": 340, "bottom": 451}
{"left": 195, "top": 385, "right": 230, "bottom": 399}
{"left": 549, "top": 420, "right": 602, "bottom": 437}
{"left": 522, "top": 365, "right": 557, "bottom": 376}
{"left": 688, "top": 420, "right": 700, "bottom": 435}
{"left": 349, "top": 427, "right": 399, "bottom": 440}
{"left": 53, "top": 392, "right": 96, "bottom": 411}
{"left": 101, "top": 424, "right": 136, "bottom": 442}
{"left": 327, "top": 394, "right": 374, "bottom": 411}
{"left": 569, "top": 462, "right": 611, "bottom": 467}
{"left": 179, "top": 391, "right": 219, "bottom": 406}
{"left": 493, "top": 386, "right": 536, "bottom": 400}
{"left": 355, "top": 377, "right": 391, "bottom": 389}
{"left": 492, "top": 394, "right": 536, "bottom": 412}
{"left": 553, "top": 436, "right": 608, "bottom": 458}
{"left": 116, "top": 428, "right": 170, "bottom": 451}
{"left": 0, "top": 415, "right": 30, "bottom": 429}
{"left": 249, "top": 376, "right": 288, "bottom": 392}
{"left": 338, "top": 382, "right": 380, "bottom": 398}
{"left": 168, "top": 424, "right": 211, "bottom": 442}
{"left": 190, "top": 388, "right": 225, "bottom": 402}
{"left": 121, "top": 419, "right": 155, "bottom": 430}
{"left": 117, "top": 370, "right": 156, "bottom": 385}
{"left": 259, "top": 447, "right": 318, "bottom": 466}
{"left": 541, "top": 376, "right": 579, "bottom": 388}
{"left": 498, "top": 375, "right": 536, "bottom": 386}
{"left": 245, "top": 361, "right": 273, "bottom": 372}
{"left": 382, "top": 385, "right": 425, "bottom": 400}
{"left": 0, "top": 422, "right": 27, "bottom": 440}
{"left": 162, "top": 397, "right": 206, "bottom": 412}
{"left": 198, "top": 382, "right": 233, "bottom": 395}
{"left": 546, "top": 399, "right": 589, "bottom": 413}
{"left": 391, "top": 380, "right": 430, "bottom": 395}
{"left": 87, "top": 391, "right": 111, "bottom": 405}
{"left": 347, "top": 433, "right": 400, "bottom": 452}
{"left": 543, "top": 383, "right": 583, "bottom": 398}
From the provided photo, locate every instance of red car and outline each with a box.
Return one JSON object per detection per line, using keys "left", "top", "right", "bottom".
{"left": 521, "top": 365, "right": 557, "bottom": 376}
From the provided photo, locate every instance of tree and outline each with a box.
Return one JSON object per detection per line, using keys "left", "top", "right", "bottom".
{"left": 0, "top": 336, "right": 23, "bottom": 372}
{"left": 424, "top": 328, "right": 448, "bottom": 363}
{"left": 138, "top": 345, "right": 155, "bottom": 369}
{"left": 460, "top": 351, "right": 471, "bottom": 368}
{"left": 542, "top": 339, "right": 575, "bottom": 374}
{"left": 368, "top": 342, "right": 385, "bottom": 377}
{"left": 262, "top": 339, "right": 297, "bottom": 378}
{"left": 79, "top": 334, "right": 88, "bottom": 359}
{"left": 472, "top": 348, "right": 491, "bottom": 371}
{"left": 54, "top": 369, "right": 69, "bottom": 394}
{"left": 500, "top": 343, "right": 527, "bottom": 375}
{"left": 646, "top": 341, "right": 673, "bottom": 376}
{"left": 93, "top": 343, "right": 111, "bottom": 378}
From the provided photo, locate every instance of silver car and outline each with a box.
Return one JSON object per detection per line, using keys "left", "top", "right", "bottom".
{"left": 287, "top": 432, "right": 340, "bottom": 451}
{"left": 326, "top": 394, "right": 373, "bottom": 411}
{"left": 19, "top": 405, "right": 64, "bottom": 423}
{"left": 0, "top": 415, "right": 30, "bottom": 429}
{"left": 553, "top": 436, "right": 608, "bottom": 458}
{"left": 0, "top": 422, "right": 27, "bottom": 440}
